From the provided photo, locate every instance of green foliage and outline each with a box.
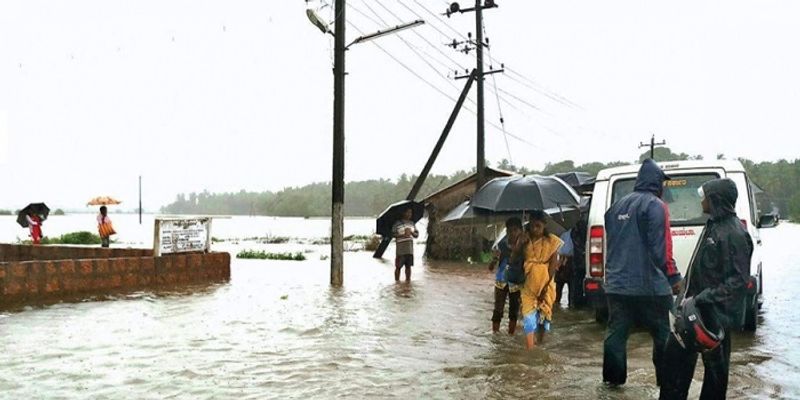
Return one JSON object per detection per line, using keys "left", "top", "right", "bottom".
{"left": 738, "top": 158, "right": 800, "bottom": 221}
{"left": 161, "top": 170, "right": 474, "bottom": 217}
{"left": 53, "top": 209, "right": 66, "bottom": 216}
{"left": 236, "top": 250, "right": 306, "bottom": 261}
{"left": 0, "top": 209, "right": 12, "bottom": 215}
{"left": 637, "top": 147, "right": 703, "bottom": 163}
{"left": 161, "top": 154, "right": 800, "bottom": 222}
{"left": 21, "top": 231, "right": 104, "bottom": 245}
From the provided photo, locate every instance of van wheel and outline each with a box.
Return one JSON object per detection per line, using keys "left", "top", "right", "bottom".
{"left": 595, "top": 307, "right": 609, "bottom": 324}
{"left": 744, "top": 296, "right": 758, "bottom": 332}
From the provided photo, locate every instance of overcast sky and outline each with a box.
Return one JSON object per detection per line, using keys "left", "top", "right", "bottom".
{"left": 1, "top": 1, "right": 798, "bottom": 211}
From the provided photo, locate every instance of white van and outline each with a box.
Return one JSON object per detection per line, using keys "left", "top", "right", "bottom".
{"left": 583, "top": 160, "right": 775, "bottom": 331}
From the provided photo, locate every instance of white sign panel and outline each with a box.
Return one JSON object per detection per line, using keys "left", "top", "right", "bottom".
{"left": 155, "top": 218, "right": 212, "bottom": 255}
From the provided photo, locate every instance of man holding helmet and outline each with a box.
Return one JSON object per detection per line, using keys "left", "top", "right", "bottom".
{"left": 660, "top": 178, "right": 754, "bottom": 400}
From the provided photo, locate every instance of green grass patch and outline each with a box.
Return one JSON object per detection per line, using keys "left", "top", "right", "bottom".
{"left": 236, "top": 250, "right": 306, "bottom": 261}
{"left": 18, "top": 231, "right": 104, "bottom": 245}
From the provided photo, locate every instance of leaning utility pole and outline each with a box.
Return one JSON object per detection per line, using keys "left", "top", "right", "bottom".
{"left": 639, "top": 134, "right": 666, "bottom": 160}
{"left": 331, "top": 0, "right": 346, "bottom": 286}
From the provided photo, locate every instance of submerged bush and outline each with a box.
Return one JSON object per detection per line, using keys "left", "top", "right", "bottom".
{"left": 236, "top": 250, "right": 306, "bottom": 261}
{"left": 18, "top": 231, "right": 104, "bottom": 245}
{"left": 46, "top": 231, "right": 103, "bottom": 245}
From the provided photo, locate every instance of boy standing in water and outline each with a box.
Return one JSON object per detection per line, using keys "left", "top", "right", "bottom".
{"left": 489, "top": 217, "right": 524, "bottom": 335}
{"left": 392, "top": 207, "right": 418, "bottom": 281}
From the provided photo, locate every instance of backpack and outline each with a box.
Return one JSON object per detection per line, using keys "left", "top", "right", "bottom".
{"left": 506, "top": 255, "right": 525, "bottom": 284}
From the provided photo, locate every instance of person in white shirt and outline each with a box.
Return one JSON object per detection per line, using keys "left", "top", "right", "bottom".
{"left": 391, "top": 207, "right": 418, "bottom": 281}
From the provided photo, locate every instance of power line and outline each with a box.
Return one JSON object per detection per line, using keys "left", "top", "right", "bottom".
{"left": 404, "top": 0, "right": 582, "bottom": 110}
{"left": 376, "top": 0, "right": 468, "bottom": 72}
{"left": 356, "top": 1, "right": 462, "bottom": 92}
{"left": 483, "top": 19, "right": 512, "bottom": 164}
{"left": 346, "top": 20, "right": 539, "bottom": 148}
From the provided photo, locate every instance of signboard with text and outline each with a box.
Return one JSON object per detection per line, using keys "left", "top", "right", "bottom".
{"left": 154, "top": 217, "right": 212, "bottom": 256}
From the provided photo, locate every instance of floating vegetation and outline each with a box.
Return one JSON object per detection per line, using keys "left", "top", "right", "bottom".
{"left": 236, "top": 250, "right": 306, "bottom": 261}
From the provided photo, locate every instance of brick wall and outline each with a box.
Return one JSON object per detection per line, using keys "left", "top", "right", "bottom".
{"left": 0, "top": 247, "right": 230, "bottom": 307}
{"left": 0, "top": 243, "right": 153, "bottom": 262}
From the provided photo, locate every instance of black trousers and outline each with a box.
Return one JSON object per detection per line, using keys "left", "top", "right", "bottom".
{"left": 659, "top": 331, "right": 732, "bottom": 400}
{"left": 569, "top": 262, "right": 586, "bottom": 307}
{"left": 492, "top": 286, "right": 521, "bottom": 323}
{"left": 603, "top": 294, "right": 672, "bottom": 386}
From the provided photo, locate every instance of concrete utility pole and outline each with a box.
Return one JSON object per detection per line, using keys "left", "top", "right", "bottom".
{"left": 331, "top": 0, "right": 346, "bottom": 287}
{"left": 307, "top": 2, "right": 424, "bottom": 272}
{"left": 445, "top": 1, "right": 500, "bottom": 190}
{"left": 475, "top": 0, "right": 486, "bottom": 191}
{"left": 639, "top": 134, "right": 666, "bottom": 159}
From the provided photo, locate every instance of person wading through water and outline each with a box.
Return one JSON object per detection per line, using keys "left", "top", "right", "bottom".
{"left": 602, "top": 159, "right": 683, "bottom": 387}
{"left": 660, "top": 178, "right": 753, "bottom": 400}
{"left": 488, "top": 217, "right": 524, "bottom": 335}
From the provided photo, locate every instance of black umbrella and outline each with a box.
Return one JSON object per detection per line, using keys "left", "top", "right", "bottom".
{"left": 376, "top": 200, "right": 425, "bottom": 237}
{"left": 16, "top": 203, "right": 50, "bottom": 228}
{"left": 440, "top": 200, "right": 515, "bottom": 240}
{"left": 471, "top": 175, "right": 580, "bottom": 213}
{"left": 554, "top": 172, "right": 596, "bottom": 192}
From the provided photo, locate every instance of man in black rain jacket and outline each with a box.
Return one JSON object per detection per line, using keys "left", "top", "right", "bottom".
{"left": 660, "top": 178, "right": 754, "bottom": 400}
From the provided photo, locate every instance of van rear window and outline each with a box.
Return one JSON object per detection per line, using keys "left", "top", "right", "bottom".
{"left": 611, "top": 173, "right": 720, "bottom": 227}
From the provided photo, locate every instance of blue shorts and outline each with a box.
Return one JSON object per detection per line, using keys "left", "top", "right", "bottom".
{"left": 522, "top": 311, "right": 552, "bottom": 334}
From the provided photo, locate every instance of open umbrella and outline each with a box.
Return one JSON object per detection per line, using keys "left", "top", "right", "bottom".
{"left": 87, "top": 196, "right": 122, "bottom": 206}
{"left": 554, "top": 172, "right": 596, "bottom": 192}
{"left": 376, "top": 200, "right": 425, "bottom": 237}
{"left": 471, "top": 175, "right": 580, "bottom": 213}
{"left": 16, "top": 203, "right": 50, "bottom": 228}
{"left": 440, "top": 200, "right": 512, "bottom": 240}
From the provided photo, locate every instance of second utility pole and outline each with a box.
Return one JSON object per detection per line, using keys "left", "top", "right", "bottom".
{"left": 475, "top": 0, "right": 486, "bottom": 191}
{"left": 639, "top": 134, "right": 666, "bottom": 160}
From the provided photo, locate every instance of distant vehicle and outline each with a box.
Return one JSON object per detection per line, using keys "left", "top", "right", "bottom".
{"left": 583, "top": 160, "right": 776, "bottom": 331}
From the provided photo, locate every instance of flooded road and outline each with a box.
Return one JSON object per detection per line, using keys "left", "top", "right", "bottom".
{"left": 0, "top": 222, "right": 798, "bottom": 399}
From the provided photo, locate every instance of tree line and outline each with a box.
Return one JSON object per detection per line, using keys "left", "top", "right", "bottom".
{"left": 160, "top": 148, "right": 799, "bottom": 221}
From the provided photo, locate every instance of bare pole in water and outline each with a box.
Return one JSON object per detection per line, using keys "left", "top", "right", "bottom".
{"left": 331, "top": 0, "right": 346, "bottom": 287}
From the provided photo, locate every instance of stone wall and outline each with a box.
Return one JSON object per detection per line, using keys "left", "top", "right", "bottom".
{"left": 0, "top": 244, "right": 230, "bottom": 308}
{"left": 425, "top": 183, "right": 489, "bottom": 261}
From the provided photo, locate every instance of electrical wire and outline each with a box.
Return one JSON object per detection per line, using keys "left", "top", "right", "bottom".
{"left": 405, "top": 0, "right": 582, "bottom": 110}
{"left": 356, "top": 0, "right": 462, "bottom": 92}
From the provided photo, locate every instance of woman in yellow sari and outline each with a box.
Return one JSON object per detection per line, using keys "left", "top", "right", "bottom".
{"left": 521, "top": 210, "right": 563, "bottom": 349}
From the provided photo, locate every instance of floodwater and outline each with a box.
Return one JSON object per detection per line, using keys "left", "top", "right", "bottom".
{"left": 0, "top": 217, "right": 798, "bottom": 399}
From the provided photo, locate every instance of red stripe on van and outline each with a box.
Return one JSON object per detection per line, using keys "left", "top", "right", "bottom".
{"left": 661, "top": 202, "right": 678, "bottom": 276}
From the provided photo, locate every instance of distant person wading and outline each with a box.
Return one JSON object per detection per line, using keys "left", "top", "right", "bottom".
{"left": 392, "top": 207, "right": 419, "bottom": 281}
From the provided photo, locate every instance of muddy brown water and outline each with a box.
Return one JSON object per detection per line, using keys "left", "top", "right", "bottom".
{"left": 0, "top": 224, "right": 797, "bottom": 399}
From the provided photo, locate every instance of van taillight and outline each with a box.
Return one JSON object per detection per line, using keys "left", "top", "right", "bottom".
{"left": 589, "top": 226, "right": 604, "bottom": 277}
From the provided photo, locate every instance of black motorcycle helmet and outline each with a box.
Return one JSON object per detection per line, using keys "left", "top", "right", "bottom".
{"left": 672, "top": 297, "right": 725, "bottom": 352}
